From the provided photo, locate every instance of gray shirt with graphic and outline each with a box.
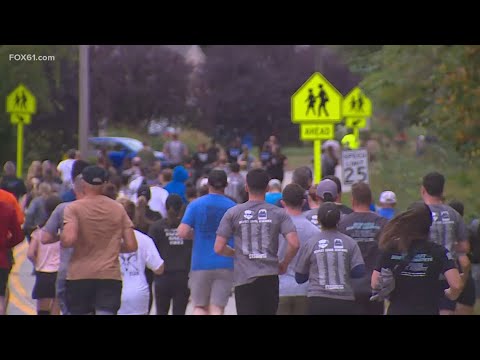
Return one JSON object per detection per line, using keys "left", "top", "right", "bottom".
{"left": 295, "top": 230, "right": 364, "bottom": 300}
{"left": 278, "top": 214, "right": 321, "bottom": 297}
{"left": 217, "top": 200, "right": 296, "bottom": 287}
{"left": 427, "top": 204, "right": 468, "bottom": 258}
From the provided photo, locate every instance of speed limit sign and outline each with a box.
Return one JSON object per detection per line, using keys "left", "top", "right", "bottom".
{"left": 341, "top": 149, "right": 369, "bottom": 186}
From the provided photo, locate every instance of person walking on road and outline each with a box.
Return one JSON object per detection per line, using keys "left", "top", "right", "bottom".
{"left": 0, "top": 200, "right": 24, "bottom": 315}
{"left": 371, "top": 202, "right": 463, "bottom": 315}
{"left": 177, "top": 170, "right": 236, "bottom": 315}
{"left": 295, "top": 202, "right": 365, "bottom": 315}
{"left": 338, "top": 182, "right": 388, "bottom": 315}
{"left": 1, "top": 161, "right": 27, "bottom": 201}
{"left": 27, "top": 195, "right": 62, "bottom": 315}
{"left": 215, "top": 168, "right": 300, "bottom": 315}
{"left": 117, "top": 198, "right": 164, "bottom": 315}
{"left": 277, "top": 184, "right": 320, "bottom": 315}
{"left": 150, "top": 194, "right": 192, "bottom": 315}
{"left": 421, "top": 172, "right": 471, "bottom": 315}
{"left": 61, "top": 166, "right": 137, "bottom": 315}
{"left": 39, "top": 160, "right": 89, "bottom": 315}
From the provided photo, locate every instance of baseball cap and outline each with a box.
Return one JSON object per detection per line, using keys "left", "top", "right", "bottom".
{"left": 268, "top": 179, "right": 282, "bottom": 189}
{"left": 316, "top": 179, "right": 338, "bottom": 201}
{"left": 81, "top": 165, "right": 108, "bottom": 186}
{"left": 208, "top": 170, "right": 228, "bottom": 189}
{"left": 379, "top": 191, "right": 397, "bottom": 204}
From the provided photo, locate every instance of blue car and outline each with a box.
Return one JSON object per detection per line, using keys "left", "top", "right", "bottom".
{"left": 88, "top": 136, "right": 168, "bottom": 169}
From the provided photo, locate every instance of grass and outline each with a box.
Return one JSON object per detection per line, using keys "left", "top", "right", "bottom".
{"left": 282, "top": 141, "right": 480, "bottom": 222}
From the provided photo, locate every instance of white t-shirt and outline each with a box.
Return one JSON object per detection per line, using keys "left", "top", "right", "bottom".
{"left": 118, "top": 230, "right": 164, "bottom": 315}
{"left": 128, "top": 176, "right": 145, "bottom": 202}
{"left": 57, "top": 159, "right": 75, "bottom": 184}
{"left": 148, "top": 186, "right": 169, "bottom": 218}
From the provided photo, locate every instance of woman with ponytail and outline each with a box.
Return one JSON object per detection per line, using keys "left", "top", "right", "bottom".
{"left": 149, "top": 194, "right": 192, "bottom": 315}
{"left": 295, "top": 202, "right": 366, "bottom": 315}
{"left": 371, "top": 202, "right": 463, "bottom": 315}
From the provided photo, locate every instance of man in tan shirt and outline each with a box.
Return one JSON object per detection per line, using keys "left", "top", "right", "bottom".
{"left": 62, "top": 165, "right": 137, "bottom": 315}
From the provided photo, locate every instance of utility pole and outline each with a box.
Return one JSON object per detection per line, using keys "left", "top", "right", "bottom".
{"left": 79, "top": 45, "right": 90, "bottom": 159}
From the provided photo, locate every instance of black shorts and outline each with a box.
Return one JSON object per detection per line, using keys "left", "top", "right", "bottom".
{"left": 0, "top": 268, "right": 10, "bottom": 297}
{"left": 66, "top": 279, "right": 122, "bottom": 315}
{"left": 234, "top": 275, "right": 279, "bottom": 315}
{"left": 457, "top": 275, "right": 476, "bottom": 307}
{"left": 32, "top": 272, "right": 57, "bottom": 299}
{"left": 308, "top": 297, "right": 360, "bottom": 315}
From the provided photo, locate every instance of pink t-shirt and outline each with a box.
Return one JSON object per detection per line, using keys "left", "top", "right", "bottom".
{"left": 31, "top": 229, "right": 60, "bottom": 273}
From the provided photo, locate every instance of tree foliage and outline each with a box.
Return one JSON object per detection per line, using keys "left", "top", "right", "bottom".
{"left": 333, "top": 45, "right": 480, "bottom": 158}
{"left": 197, "top": 45, "right": 359, "bottom": 146}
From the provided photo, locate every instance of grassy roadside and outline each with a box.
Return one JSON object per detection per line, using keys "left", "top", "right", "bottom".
{"left": 282, "top": 142, "right": 480, "bottom": 222}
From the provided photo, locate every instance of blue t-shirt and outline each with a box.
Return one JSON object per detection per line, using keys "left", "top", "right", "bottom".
{"left": 61, "top": 189, "right": 76, "bottom": 203}
{"left": 378, "top": 207, "right": 395, "bottom": 220}
{"left": 181, "top": 194, "right": 236, "bottom": 271}
{"left": 265, "top": 192, "right": 282, "bottom": 205}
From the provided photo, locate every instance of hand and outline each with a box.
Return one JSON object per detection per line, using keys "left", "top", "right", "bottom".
{"left": 279, "top": 261, "right": 288, "bottom": 275}
{"left": 444, "top": 288, "right": 458, "bottom": 301}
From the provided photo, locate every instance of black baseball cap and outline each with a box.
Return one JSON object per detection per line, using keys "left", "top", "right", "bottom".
{"left": 82, "top": 165, "right": 108, "bottom": 186}
{"left": 208, "top": 169, "right": 228, "bottom": 189}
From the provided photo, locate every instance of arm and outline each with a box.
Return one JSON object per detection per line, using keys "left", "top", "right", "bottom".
{"left": 350, "top": 242, "right": 366, "bottom": 279}
{"left": 214, "top": 235, "right": 235, "bottom": 257}
{"left": 144, "top": 235, "right": 165, "bottom": 275}
{"left": 61, "top": 211, "right": 78, "bottom": 248}
{"left": 444, "top": 269, "right": 463, "bottom": 301}
{"left": 41, "top": 206, "right": 63, "bottom": 244}
{"left": 279, "top": 232, "right": 300, "bottom": 274}
{"left": 178, "top": 224, "right": 194, "bottom": 240}
{"left": 120, "top": 228, "right": 137, "bottom": 253}
{"left": 215, "top": 209, "right": 235, "bottom": 257}
{"left": 178, "top": 203, "right": 196, "bottom": 240}
{"left": 27, "top": 231, "right": 39, "bottom": 264}
{"left": 7, "top": 211, "right": 24, "bottom": 248}
{"left": 456, "top": 216, "right": 471, "bottom": 277}
{"left": 40, "top": 230, "right": 58, "bottom": 244}
{"left": 371, "top": 270, "right": 381, "bottom": 289}
{"left": 350, "top": 264, "right": 366, "bottom": 279}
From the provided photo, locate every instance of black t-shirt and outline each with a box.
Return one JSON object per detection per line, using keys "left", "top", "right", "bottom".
{"left": 192, "top": 152, "right": 210, "bottom": 172}
{"left": 337, "top": 204, "right": 354, "bottom": 216}
{"left": 227, "top": 147, "right": 241, "bottom": 163}
{"left": 375, "top": 241, "right": 456, "bottom": 315}
{"left": 0, "top": 176, "right": 27, "bottom": 200}
{"left": 267, "top": 154, "right": 286, "bottom": 181}
{"left": 338, "top": 212, "right": 388, "bottom": 272}
{"left": 149, "top": 219, "right": 192, "bottom": 273}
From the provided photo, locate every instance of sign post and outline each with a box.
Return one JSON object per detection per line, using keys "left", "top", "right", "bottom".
{"left": 291, "top": 72, "right": 343, "bottom": 183}
{"left": 6, "top": 84, "right": 37, "bottom": 178}
{"left": 342, "top": 87, "right": 372, "bottom": 147}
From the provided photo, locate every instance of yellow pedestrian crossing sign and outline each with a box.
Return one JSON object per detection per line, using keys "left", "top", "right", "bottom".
{"left": 345, "top": 118, "right": 367, "bottom": 128}
{"left": 6, "top": 84, "right": 37, "bottom": 115}
{"left": 342, "top": 87, "right": 372, "bottom": 118}
{"left": 291, "top": 72, "right": 343, "bottom": 123}
{"left": 10, "top": 113, "right": 31, "bottom": 125}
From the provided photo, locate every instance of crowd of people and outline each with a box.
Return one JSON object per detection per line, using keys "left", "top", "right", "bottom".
{"left": 0, "top": 133, "right": 479, "bottom": 315}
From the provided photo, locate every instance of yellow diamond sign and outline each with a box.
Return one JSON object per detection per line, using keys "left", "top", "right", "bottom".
{"left": 342, "top": 87, "right": 372, "bottom": 118}
{"left": 291, "top": 72, "right": 343, "bottom": 123}
{"left": 6, "top": 84, "right": 37, "bottom": 115}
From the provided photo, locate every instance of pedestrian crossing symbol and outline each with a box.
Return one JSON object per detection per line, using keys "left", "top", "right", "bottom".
{"left": 342, "top": 87, "right": 372, "bottom": 118}
{"left": 6, "top": 84, "right": 37, "bottom": 115}
{"left": 291, "top": 72, "right": 343, "bottom": 123}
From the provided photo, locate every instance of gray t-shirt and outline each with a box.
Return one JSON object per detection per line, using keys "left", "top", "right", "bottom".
{"left": 217, "top": 200, "right": 297, "bottom": 287}
{"left": 428, "top": 204, "right": 468, "bottom": 258}
{"left": 42, "top": 202, "right": 73, "bottom": 281}
{"left": 225, "top": 173, "right": 246, "bottom": 204}
{"left": 165, "top": 140, "right": 186, "bottom": 165}
{"left": 278, "top": 214, "right": 321, "bottom": 297}
{"left": 295, "top": 230, "right": 364, "bottom": 300}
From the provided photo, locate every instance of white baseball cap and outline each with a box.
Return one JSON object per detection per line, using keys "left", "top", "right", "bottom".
{"left": 379, "top": 191, "right": 397, "bottom": 204}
